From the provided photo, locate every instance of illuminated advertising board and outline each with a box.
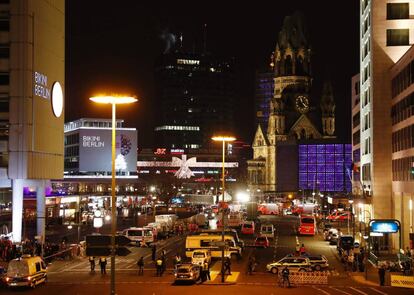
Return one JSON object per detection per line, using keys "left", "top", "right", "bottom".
{"left": 79, "top": 129, "right": 137, "bottom": 173}
{"left": 370, "top": 220, "right": 400, "bottom": 233}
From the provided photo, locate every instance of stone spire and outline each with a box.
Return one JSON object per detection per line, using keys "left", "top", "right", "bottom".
{"left": 320, "top": 80, "right": 336, "bottom": 136}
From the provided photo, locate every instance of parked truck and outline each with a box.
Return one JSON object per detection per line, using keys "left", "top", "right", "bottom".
{"left": 257, "top": 203, "right": 280, "bottom": 215}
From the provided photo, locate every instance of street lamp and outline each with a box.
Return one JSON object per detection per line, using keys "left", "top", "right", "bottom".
{"left": 90, "top": 95, "right": 137, "bottom": 295}
{"left": 212, "top": 135, "right": 236, "bottom": 283}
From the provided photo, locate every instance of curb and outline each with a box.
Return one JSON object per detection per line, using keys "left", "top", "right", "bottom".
{"left": 202, "top": 282, "right": 237, "bottom": 285}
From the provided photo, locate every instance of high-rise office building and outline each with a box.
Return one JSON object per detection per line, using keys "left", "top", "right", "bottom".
{"left": 356, "top": 0, "right": 414, "bottom": 249}
{"left": 390, "top": 46, "right": 414, "bottom": 249}
{"left": 154, "top": 51, "right": 235, "bottom": 150}
{"left": 3, "top": 0, "right": 65, "bottom": 242}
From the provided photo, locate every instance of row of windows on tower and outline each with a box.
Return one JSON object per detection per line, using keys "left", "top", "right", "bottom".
{"left": 391, "top": 60, "right": 414, "bottom": 98}
{"left": 391, "top": 93, "right": 414, "bottom": 126}
{"left": 392, "top": 156, "right": 414, "bottom": 182}
{"left": 392, "top": 124, "right": 414, "bottom": 153}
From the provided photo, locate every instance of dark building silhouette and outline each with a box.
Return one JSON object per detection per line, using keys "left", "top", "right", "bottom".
{"left": 254, "top": 70, "right": 274, "bottom": 128}
{"left": 154, "top": 51, "right": 235, "bottom": 149}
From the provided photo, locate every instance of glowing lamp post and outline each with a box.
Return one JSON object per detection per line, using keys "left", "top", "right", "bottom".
{"left": 212, "top": 135, "right": 236, "bottom": 283}
{"left": 90, "top": 95, "right": 137, "bottom": 295}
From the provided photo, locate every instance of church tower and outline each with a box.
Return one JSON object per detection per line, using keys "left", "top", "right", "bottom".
{"left": 248, "top": 11, "right": 330, "bottom": 193}
{"left": 320, "top": 81, "right": 336, "bottom": 137}
{"left": 270, "top": 11, "right": 312, "bottom": 142}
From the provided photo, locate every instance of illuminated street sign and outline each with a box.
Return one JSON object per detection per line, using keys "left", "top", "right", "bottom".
{"left": 370, "top": 220, "right": 400, "bottom": 233}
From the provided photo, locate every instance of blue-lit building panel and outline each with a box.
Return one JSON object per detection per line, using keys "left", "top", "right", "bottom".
{"left": 298, "top": 143, "right": 352, "bottom": 193}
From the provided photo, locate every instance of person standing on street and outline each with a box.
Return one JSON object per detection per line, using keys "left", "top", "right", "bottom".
{"left": 300, "top": 243, "right": 306, "bottom": 255}
{"left": 156, "top": 257, "right": 163, "bottom": 276}
{"left": 205, "top": 261, "right": 211, "bottom": 281}
{"left": 89, "top": 256, "right": 95, "bottom": 271}
{"left": 224, "top": 257, "right": 231, "bottom": 275}
{"left": 99, "top": 257, "right": 107, "bottom": 275}
{"left": 161, "top": 252, "right": 167, "bottom": 275}
{"left": 173, "top": 253, "right": 181, "bottom": 269}
{"left": 137, "top": 256, "right": 144, "bottom": 275}
{"left": 378, "top": 265, "right": 386, "bottom": 286}
{"left": 282, "top": 266, "right": 291, "bottom": 287}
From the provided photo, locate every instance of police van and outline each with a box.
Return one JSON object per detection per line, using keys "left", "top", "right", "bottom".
{"left": 5, "top": 255, "right": 47, "bottom": 288}
{"left": 122, "top": 227, "right": 154, "bottom": 246}
{"left": 185, "top": 234, "right": 241, "bottom": 259}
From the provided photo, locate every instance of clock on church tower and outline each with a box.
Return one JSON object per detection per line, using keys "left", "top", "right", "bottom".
{"left": 295, "top": 95, "right": 309, "bottom": 114}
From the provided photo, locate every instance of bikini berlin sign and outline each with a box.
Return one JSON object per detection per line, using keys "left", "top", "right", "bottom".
{"left": 79, "top": 128, "right": 137, "bottom": 173}
{"left": 33, "top": 71, "right": 64, "bottom": 118}
{"left": 34, "top": 72, "right": 51, "bottom": 99}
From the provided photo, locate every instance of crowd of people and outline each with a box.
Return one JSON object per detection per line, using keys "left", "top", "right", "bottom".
{"left": 1, "top": 236, "right": 73, "bottom": 263}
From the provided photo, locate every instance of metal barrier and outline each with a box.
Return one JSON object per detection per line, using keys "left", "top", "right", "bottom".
{"left": 390, "top": 274, "right": 414, "bottom": 289}
{"left": 287, "top": 271, "right": 329, "bottom": 285}
{"left": 43, "top": 246, "right": 76, "bottom": 262}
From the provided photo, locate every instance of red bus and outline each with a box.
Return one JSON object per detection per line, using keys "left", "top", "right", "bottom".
{"left": 298, "top": 215, "right": 316, "bottom": 235}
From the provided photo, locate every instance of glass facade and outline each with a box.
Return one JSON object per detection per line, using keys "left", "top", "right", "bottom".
{"left": 298, "top": 144, "right": 352, "bottom": 192}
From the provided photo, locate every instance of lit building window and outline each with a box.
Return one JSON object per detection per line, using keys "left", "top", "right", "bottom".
{"left": 154, "top": 125, "right": 200, "bottom": 131}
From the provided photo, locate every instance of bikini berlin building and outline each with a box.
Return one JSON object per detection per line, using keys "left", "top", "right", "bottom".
{"left": 5, "top": 0, "right": 65, "bottom": 243}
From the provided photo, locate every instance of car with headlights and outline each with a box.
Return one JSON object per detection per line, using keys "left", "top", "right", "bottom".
{"left": 191, "top": 249, "right": 211, "bottom": 266}
{"left": 266, "top": 256, "right": 312, "bottom": 274}
{"left": 174, "top": 263, "right": 201, "bottom": 283}
{"left": 306, "top": 255, "right": 329, "bottom": 271}
{"left": 322, "top": 223, "right": 333, "bottom": 239}
{"left": 326, "top": 228, "right": 339, "bottom": 244}
{"left": 5, "top": 255, "right": 47, "bottom": 288}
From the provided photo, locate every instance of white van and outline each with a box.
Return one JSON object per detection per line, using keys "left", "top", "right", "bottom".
{"left": 5, "top": 255, "right": 47, "bottom": 288}
{"left": 185, "top": 234, "right": 241, "bottom": 259}
{"left": 122, "top": 227, "right": 154, "bottom": 246}
{"left": 260, "top": 224, "right": 275, "bottom": 239}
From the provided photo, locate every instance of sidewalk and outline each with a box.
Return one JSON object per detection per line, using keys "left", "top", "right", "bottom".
{"left": 348, "top": 263, "right": 381, "bottom": 287}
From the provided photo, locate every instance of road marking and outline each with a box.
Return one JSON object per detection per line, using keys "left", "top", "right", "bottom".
{"left": 225, "top": 271, "right": 239, "bottom": 282}
{"left": 210, "top": 270, "right": 219, "bottom": 281}
{"left": 329, "top": 287, "right": 353, "bottom": 295}
{"left": 369, "top": 288, "right": 388, "bottom": 295}
{"left": 349, "top": 287, "right": 369, "bottom": 295}
{"left": 313, "top": 286, "right": 331, "bottom": 295}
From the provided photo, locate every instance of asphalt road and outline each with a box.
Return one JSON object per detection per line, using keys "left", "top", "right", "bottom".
{"left": 1, "top": 214, "right": 412, "bottom": 295}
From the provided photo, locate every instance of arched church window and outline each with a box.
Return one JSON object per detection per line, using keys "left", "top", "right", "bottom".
{"left": 285, "top": 55, "right": 293, "bottom": 75}
{"left": 296, "top": 56, "right": 304, "bottom": 75}
{"left": 301, "top": 128, "right": 306, "bottom": 139}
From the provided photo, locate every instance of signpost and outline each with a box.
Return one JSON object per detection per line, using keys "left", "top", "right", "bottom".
{"left": 86, "top": 235, "right": 131, "bottom": 257}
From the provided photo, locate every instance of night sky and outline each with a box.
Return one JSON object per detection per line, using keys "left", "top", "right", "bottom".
{"left": 65, "top": 1, "right": 359, "bottom": 148}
